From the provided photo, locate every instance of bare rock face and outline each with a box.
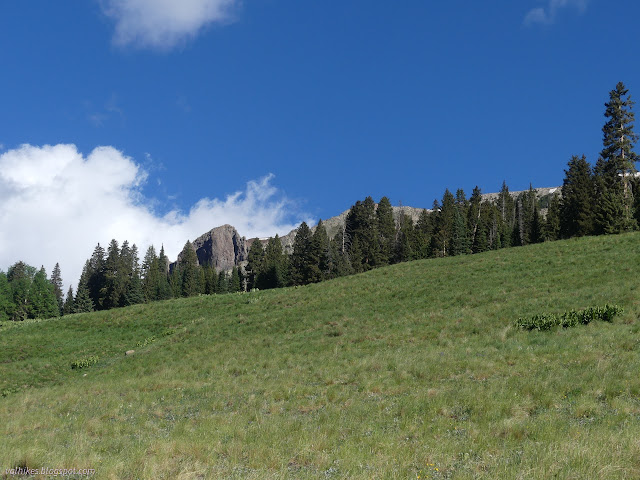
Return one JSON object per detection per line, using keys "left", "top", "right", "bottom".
{"left": 181, "top": 224, "right": 249, "bottom": 273}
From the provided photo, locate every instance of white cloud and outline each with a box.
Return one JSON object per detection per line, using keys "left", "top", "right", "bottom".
{"left": 524, "top": 0, "right": 588, "bottom": 26}
{"left": 0, "top": 144, "right": 304, "bottom": 289}
{"left": 101, "top": 0, "right": 238, "bottom": 49}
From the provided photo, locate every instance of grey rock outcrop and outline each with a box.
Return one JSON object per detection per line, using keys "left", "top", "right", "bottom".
{"left": 173, "top": 224, "right": 249, "bottom": 273}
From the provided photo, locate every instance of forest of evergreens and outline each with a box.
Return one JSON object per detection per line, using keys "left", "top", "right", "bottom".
{"left": 1, "top": 82, "right": 638, "bottom": 320}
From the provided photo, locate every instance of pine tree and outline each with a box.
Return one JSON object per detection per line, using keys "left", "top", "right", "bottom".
{"left": 376, "top": 196, "right": 396, "bottom": 266}
{"left": 395, "top": 213, "right": 416, "bottom": 262}
{"left": 141, "top": 246, "right": 159, "bottom": 302}
{"left": 51, "top": 263, "right": 64, "bottom": 315}
{"left": 415, "top": 208, "right": 433, "bottom": 259}
{"left": 258, "top": 235, "right": 288, "bottom": 289}
{"left": 595, "top": 82, "right": 639, "bottom": 232}
{"left": 451, "top": 208, "right": 470, "bottom": 255}
{"left": 0, "top": 271, "right": 14, "bottom": 322}
{"left": 431, "top": 189, "right": 456, "bottom": 257}
{"left": 467, "top": 186, "right": 483, "bottom": 249}
{"left": 7, "top": 262, "right": 36, "bottom": 321}
{"left": 543, "top": 193, "right": 561, "bottom": 241}
{"left": 217, "top": 271, "right": 228, "bottom": 294}
{"left": 246, "top": 240, "right": 265, "bottom": 290}
{"left": 157, "top": 246, "right": 172, "bottom": 300}
{"left": 86, "top": 243, "right": 106, "bottom": 310}
{"left": 28, "top": 267, "right": 59, "bottom": 319}
{"left": 560, "top": 155, "right": 595, "bottom": 237}
{"left": 74, "top": 284, "right": 94, "bottom": 313}
{"left": 63, "top": 286, "right": 75, "bottom": 315}
{"left": 310, "top": 220, "right": 330, "bottom": 282}
{"left": 496, "top": 181, "right": 515, "bottom": 247}
{"left": 229, "top": 267, "right": 241, "bottom": 293}
{"left": 179, "top": 241, "right": 202, "bottom": 297}
{"left": 345, "top": 197, "right": 380, "bottom": 270}
{"left": 290, "top": 221, "right": 314, "bottom": 286}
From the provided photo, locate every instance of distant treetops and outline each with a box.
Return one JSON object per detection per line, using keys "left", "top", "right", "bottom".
{"left": 1, "top": 82, "right": 638, "bottom": 320}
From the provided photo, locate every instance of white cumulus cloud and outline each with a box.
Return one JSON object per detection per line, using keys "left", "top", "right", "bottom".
{"left": 0, "top": 144, "right": 304, "bottom": 289}
{"left": 524, "top": 0, "right": 589, "bottom": 26}
{"left": 101, "top": 0, "right": 239, "bottom": 49}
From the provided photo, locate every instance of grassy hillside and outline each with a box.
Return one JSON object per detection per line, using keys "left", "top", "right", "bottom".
{"left": 1, "top": 233, "right": 640, "bottom": 479}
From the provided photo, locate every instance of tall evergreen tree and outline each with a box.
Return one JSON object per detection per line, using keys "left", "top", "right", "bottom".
{"left": 229, "top": 267, "right": 241, "bottom": 293}
{"left": 595, "top": 82, "right": 639, "bottom": 232}
{"left": 467, "top": 186, "right": 483, "bottom": 249}
{"left": 415, "top": 208, "right": 433, "bottom": 259}
{"left": 431, "top": 189, "right": 456, "bottom": 257}
{"left": 310, "top": 220, "right": 330, "bottom": 282}
{"left": 246, "top": 240, "right": 265, "bottom": 290}
{"left": 51, "top": 263, "right": 64, "bottom": 315}
{"left": 157, "top": 246, "right": 172, "bottom": 300}
{"left": 290, "top": 221, "right": 314, "bottom": 286}
{"left": 7, "top": 262, "right": 36, "bottom": 321}
{"left": 63, "top": 286, "right": 75, "bottom": 315}
{"left": 376, "top": 196, "right": 396, "bottom": 266}
{"left": 178, "top": 241, "right": 202, "bottom": 297}
{"left": 28, "top": 267, "right": 59, "bottom": 319}
{"left": 257, "top": 235, "right": 288, "bottom": 289}
{"left": 141, "top": 246, "right": 160, "bottom": 302}
{"left": 86, "top": 243, "right": 106, "bottom": 310}
{"left": 100, "top": 239, "right": 121, "bottom": 310}
{"left": 345, "top": 197, "right": 380, "bottom": 270}
{"left": 543, "top": 193, "right": 561, "bottom": 241}
{"left": 496, "top": 181, "right": 515, "bottom": 247}
{"left": 0, "top": 271, "right": 14, "bottom": 322}
{"left": 395, "top": 213, "right": 416, "bottom": 262}
{"left": 560, "top": 155, "right": 595, "bottom": 237}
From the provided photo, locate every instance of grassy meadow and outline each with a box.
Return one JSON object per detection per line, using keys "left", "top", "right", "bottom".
{"left": 1, "top": 232, "right": 640, "bottom": 479}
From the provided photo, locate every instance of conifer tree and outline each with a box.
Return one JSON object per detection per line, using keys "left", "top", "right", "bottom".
{"left": 178, "top": 241, "right": 202, "bottom": 297}
{"left": 543, "top": 193, "right": 561, "bottom": 241}
{"left": 74, "top": 284, "right": 94, "bottom": 313}
{"left": 395, "top": 213, "right": 416, "bottom": 262}
{"left": 496, "top": 181, "right": 515, "bottom": 247}
{"left": 229, "top": 267, "right": 241, "bottom": 293}
{"left": 7, "top": 262, "right": 36, "bottom": 320}
{"left": 345, "top": 197, "right": 380, "bottom": 270}
{"left": 310, "top": 220, "right": 330, "bottom": 282}
{"left": 101, "top": 239, "right": 121, "bottom": 310}
{"left": 376, "top": 197, "right": 396, "bottom": 266}
{"left": 141, "top": 246, "right": 160, "bottom": 302}
{"left": 246, "top": 240, "right": 265, "bottom": 290}
{"left": 0, "top": 271, "right": 14, "bottom": 322}
{"left": 258, "top": 235, "right": 288, "bottom": 289}
{"left": 51, "top": 263, "right": 64, "bottom": 315}
{"left": 290, "top": 221, "right": 314, "bottom": 286}
{"left": 217, "top": 271, "right": 228, "bottom": 294}
{"left": 28, "top": 267, "right": 59, "bottom": 319}
{"left": 467, "top": 186, "right": 483, "bottom": 249}
{"left": 431, "top": 189, "right": 456, "bottom": 257}
{"left": 415, "top": 208, "right": 433, "bottom": 259}
{"left": 157, "top": 246, "right": 172, "bottom": 300}
{"left": 595, "top": 82, "right": 639, "bottom": 232}
{"left": 560, "top": 155, "right": 595, "bottom": 237}
{"left": 63, "top": 286, "right": 75, "bottom": 315}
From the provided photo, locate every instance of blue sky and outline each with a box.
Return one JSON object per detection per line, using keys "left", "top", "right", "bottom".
{"left": 0, "top": 0, "right": 637, "bottom": 285}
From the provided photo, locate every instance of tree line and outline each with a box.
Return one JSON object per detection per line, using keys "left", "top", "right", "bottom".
{"left": 1, "top": 82, "right": 638, "bottom": 319}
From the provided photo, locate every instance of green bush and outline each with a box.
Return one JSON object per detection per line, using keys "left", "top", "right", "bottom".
{"left": 70, "top": 355, "right": 99, "bottom": 370}
{"left": 516, "top": 305, "right": 624, "bottom": 331}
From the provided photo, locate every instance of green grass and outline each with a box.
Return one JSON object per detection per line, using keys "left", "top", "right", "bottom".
{"left": 1, "top": 233, "right": 640, "bottom": 479}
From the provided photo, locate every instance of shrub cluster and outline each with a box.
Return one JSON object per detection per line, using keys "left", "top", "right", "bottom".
{"left": 70, "top": 355, "right": 99, "bottom": 370}
{"left": 136, "top": 335, "right": 156, "bottom": 348}
{"left": 516, "top": 305, "right": 624, "bottom": 331}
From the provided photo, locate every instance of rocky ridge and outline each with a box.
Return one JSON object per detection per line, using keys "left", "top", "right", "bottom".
{"left": 172, "top": 187, "right": 560, "bottom": 273}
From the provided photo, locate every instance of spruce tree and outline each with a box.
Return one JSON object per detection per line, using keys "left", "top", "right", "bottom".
{"left": 310, "top": 220, "right": 330, "bottom": 282}
{"left": 100, "top": 239, "right": 121, "bottom": 310}
{"left": 178, "top": 241, "right": 201, "bottom": 297}
{"left": 217, "top": 271, "right": 228, "bottom": 294}
{"left": 376, "top": 197, "right": 396, "bottom": 266}
{"left": 543, "top": 193, "right": 561, "bottom": 241}
{"left": 28, "top": 267, "right": 59, "bottom": 319}
{"left": 86, "top": 243, "right": 106, "bottom": 310}
{"left": 258, "top": 235, "right": 288, "bottom": 289}
{"left": 74, "top": 284, "right": 94, "bottom": 313}
{"left": 51, "top": 263, "right": 64, "bottom": 315}
{"left": 0, "top": 271, "right": 14, "bottom": 322}
{"left": 290, "top": 221, "right": 313, "bottom": 286}
{"left": 395, "top": 213, "right": 416, "bottom": 262}
{"left": 595, "top": 82, "right": 639, "bottom": 232}
{"left": 229, "top": 267, "right": 241, "bottom": 293}
{"left": 415, "top": 208, "right": 433, "bottom": 259}
{"left": 63, "top": 286, "right": 75, "bottom": 315}
{"left": 431, "top": 189, "right": 456, "bottom": 257}
{"left": 560, "top": 155, "right": 595, "bottom": 237}
{"left": 157, "top": 246, "right": 172, "bottom": 300}
{"left": 141, "top": 245, "right": 159, "bottom": 302}
{"left": 246, "top": 240, "right": 265, "bottom": 290}
{"left": 7, "top": 262, "right": 36, "bottom": 321}
{"left": 467, "top": 187, "right": 483, "bottom": 249}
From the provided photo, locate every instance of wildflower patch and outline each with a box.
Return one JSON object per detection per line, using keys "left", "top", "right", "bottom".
{"left": 515, "top": 305, "right": 624, "bottom": 331}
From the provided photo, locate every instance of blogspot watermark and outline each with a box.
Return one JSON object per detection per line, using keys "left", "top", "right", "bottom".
{"left": 4, "top": 466, "right": 95, "bottom": 476}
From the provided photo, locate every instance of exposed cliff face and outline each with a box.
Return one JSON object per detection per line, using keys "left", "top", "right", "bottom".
{"left": 172, "top": 224, "right": 249, "bottom": 273}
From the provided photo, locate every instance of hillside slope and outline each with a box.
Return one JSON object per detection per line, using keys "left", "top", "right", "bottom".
{"left": 1, "top": 233, "right": 639, "bottom": 479}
